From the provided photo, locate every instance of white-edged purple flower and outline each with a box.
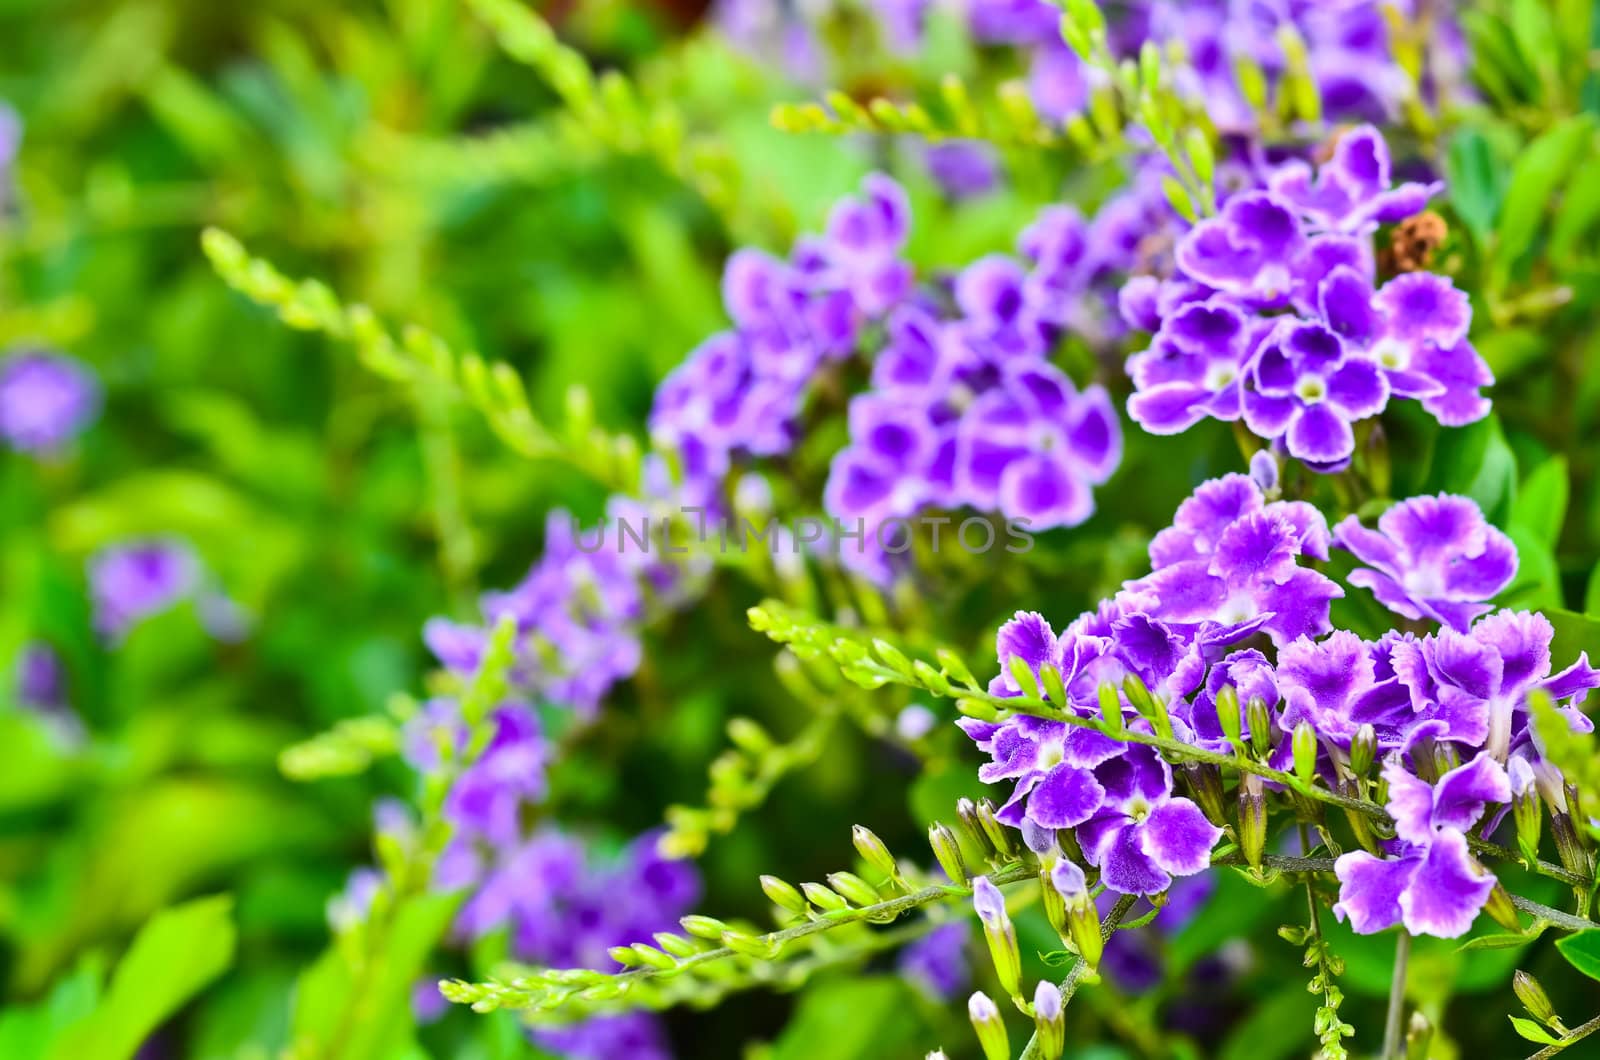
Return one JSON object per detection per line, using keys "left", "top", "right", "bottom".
{"left": 1076, "top": 744, "right": 1223, "bottom": 895}
{"left": 1317, "top": 266, "right": 1491, "bottom": 426}
{"left": 1391, "top": 610, "right": 1600, "bottom": 762}
{"left": 0, "top": 350, "right": 101, "bottom": 453}
{"left": 1267, "top": 125, "right": 1443, "bottom": 234}
{"left": 958, "top": 711, "right": 1121, "bottom": 829}
{"left": 1126, "top": 298, "right": 1270, "bottom": 434}
{"left": 953, "top": 362, "right": 1121, "bottom": 529}
{"left": 1333, "top": 756, "right": 1509, "bottom": 937}
{"left": 1241, "top": 320, "right": 1390, "bottom": 465}
{"left": 1334, "top": 494, "right": 1517, "bottom": 631}
{"left": 88, "top": 539, "right": 199, "bottom": 640}
{"left": 1173, "top": 192, "right": 1307, "bottom": 304}
{"left": 1137, "top": 505, "right": 1344, "bottom": 647}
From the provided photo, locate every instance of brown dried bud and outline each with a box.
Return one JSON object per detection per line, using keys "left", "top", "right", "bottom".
{"left": 1383, "top": 211, "right": 1448, "bottom": 273}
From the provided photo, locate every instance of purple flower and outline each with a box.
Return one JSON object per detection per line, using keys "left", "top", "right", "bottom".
{"left": 1126, "top": 299, "right": 1268, "bottom": 434}
{"left": 1241, "top": 320, "right": 1389, "bottom": 465}
{"left": 1137, "top": 504, "right": 1343, "bottom": 647}
{"left": 1275, "top": 630, "right": 1407, "bottom": 746}
{"left": 925, "top": 141, "right": 999, "bottom": 201}
{"left": 419, "top": 704, "right": 547, "bottom": 848}
{"left": 0, "top": 350, "right": 100, "bottom": 453}
{"left": 959, "top": 711, "right": 1121, "bottom": 830}
{"left": 88, "top": 539, "right": 199, "bottom": 640}
{"left": 1267, "top": 125, "right": 1442, "bottom": 233}
{"left": 1173, "top": 192, "right": 1307, "bottom": 303}
{"left": 532, "top": 1012, "right": 673, "bottom": 1060}
{"left": 1391, "top": 610, "right": 1600, "bottom": 761}
{"left": 1333, "top": 756, "right": 1509, "bottom": 937}
{"left": 14, "top": 641, "right": 66, "bottom": 711}
{"left": 1076, "top": 744, "right": 1223, "bottom": 895}
{"left": 1317, "top": 266, "right": 1490, "bottom": 426}
{"left": 1334, "top": 494, "right": 1517, "bottom": 631}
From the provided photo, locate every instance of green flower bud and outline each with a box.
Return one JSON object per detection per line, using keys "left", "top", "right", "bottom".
{"left": 1482, "top": 881, "right": 1520, "bottom": 933}
{"left": 826, "top": 871, "right": 882, "bottom": 908}
{"left": 1292, "top": 721, "right": 1318, "bottom": 786}
{"left": 1033, "top": 980, "right": 1065, "bottom": 1060}
{"left": 852, "top": 824, "right": 899, "bottom": 880}
{"left": 977, "top": 798, "right": 1017, "bottom": 859}
{"left": 1514, "top": 970, "right": 1565, "bottom": 1031}
{"left": 967, "top": 991, "right": 1010, "bottom": 1060}
{"left": 760, "top": 875, "right": 808, "bottom": 915}
{"left": 1238, "top": 774, "right": 1266, "bottom": 870}
{"left": 1247, "top": 695, "right": 1274, "bottom": 758}
{"left": 1098, "top": 683, "right": 1124, "bottom": 734}
{"left": 721, "top": 930, "right": 780, "bottom": 959}
{"left": 972, "top": 876, "right": 1022, "bottom": 998}
{"left": 679, "top": 915, "right": 727, "bottom": 940}
{"left": 1348, "top": 723, "right": 1376, "bottom": 778}
{"left": 929, "top": 822, "right": 969, "bottom": 884}
{"left": 1214, "top": 684, "right": 1242, "bottom": 745}
{"left": 800, "top": 881, "right": 850, "bottom": 913}
{"left": 653, "top": 932, "right": 698, "bottom": 958}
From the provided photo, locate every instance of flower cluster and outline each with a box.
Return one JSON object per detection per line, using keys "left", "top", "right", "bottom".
{"left": 0, "top": 349, "right": 100, "bottom": 454}
{"left": 425, "top": 510, "right": 646, "bottom": 719}
{"left": 968, "top": 1, "right": 1465, "bottom": 131}
{"left": 651, "top": 173, "right": 912, "bottom": 491}
{"left": 446, "top": 828, "right": 699, "bottom": 1060}
{"left": 824, "top": 190, "right": 1157, "bottom": 579}
{"left": 1123, "top": 126, "right": 1493, "bottom": 469}
{"left": 962, "top": 473, "right": 1599, "bottom": 933}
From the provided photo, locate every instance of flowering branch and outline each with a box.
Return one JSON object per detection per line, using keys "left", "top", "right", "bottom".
{"left": 441, "top": 858, "right": 1038, "bottom": 1019}
{"left": 201, "top": 228, "right": 644, "bottom": 491}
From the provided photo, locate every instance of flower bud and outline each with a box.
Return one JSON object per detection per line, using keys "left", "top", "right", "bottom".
{"left": 679, "top": 915, "right": 727, "bottom": 939}
{"left": 929, "top": 822, "right": 969, "bottom": 884}
{"left": 801, "top": 881, "right": 850, "bottom": 912}
{"left": 760, "top": 875, "right": 808, "bottom": 915}
{"left": 1552, "top": 812, "right": 1591, "bottom": 879}
{"left": 1247, "top": 696, "right": 1274, "bottom": 758}
{"left": 1122, "top": 675, "right": 1171, "bottom": 738}
{"left": 967, "top": 991, "right": 1010, "bottom": 1060}
{"left": 1039, "top": 864, "right": 1069, "bottom": 941}
{"left": 1405, "top": 1010, "right": 1432, "bottom": 1060}
{"left": 1514, "top": 970, "right": 1565, "bottom": 1031}
{"left": 1238, "top": 773, "right": 1266, "bottom": 870}
{"left": 1186, "top": 763, "right": 1227, "bottom": 826}
{"left": 1049, "top": 859, "right": 1101, "bottom": 969}
{"left": 653, "top": 932, "right": 698, "bottom": 958}
{"left": 1020, "top": 820, "right": 1059, "bottom": 856}
{"left": 1292, "top": 721, "right": 1318, "bottom": 786}
{"left": 1349, "top": 723, "right": 1376, "bottom": 778}
{"left": 852, "top": 825, "right": 899, "bottom": 881}
{"left": 1249, "top": 449, "right": 1279, "bottom": 497}
{"left": 972, "top": 876, "right": 1022, "bottom": 998}
{"left": 956, "top": 798, "right": 992, "bottom": 856}
{"left": 1510, "top": 757, "right": 1544, "bottom": 867}
{"left": 1097, "top": 683, "right": 1124, "bottom": 733}
{"left": 1214, "top": 684, "right": 1242, "bottom": 745}
{"left": 976, "top": 799, "right": 1017, "bottom": 859}
{"left": 721, "top": 929, "right": 780, "bottom": 959}
{"left": 1033, "top": 980, "right": 1065, "bottom": 1060}
{"left": 1482, "top": 881, "right": 1520, "bottom": 933}
{"left": 1009, "top": 654, "right": 1041, "bottom": 699}
{"left": 1039, "top": 662, "right": 1068, "bottom": 707}
{"left": 826, "top": 871, "right": 882, "bottom": 908}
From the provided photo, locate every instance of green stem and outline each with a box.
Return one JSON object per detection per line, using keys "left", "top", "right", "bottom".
{"left": 1017, "top": 894, "right": 1141, "bottom": 1060}
{"left": 1382, "top": 931, "right": 1411, "bottom": 1060}
{"left": 1528, "top": 1012, "right": 1600, "bottom": 1059}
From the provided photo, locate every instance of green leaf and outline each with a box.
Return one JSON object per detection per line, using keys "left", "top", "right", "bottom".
{"left": 769, "top": 976, "right": 923, "bottom": 1060}
{"left": 1511, "top": 456, "right": 1569, "bottom": 548}
{"left": 1446, "top": 129, "right": 1504, "bottom": 246}
{"left": 1556, "top": 929, "right": 1600, "bottom": 980}
{"left": 1510, "top": 1014, "right": 1564, "bottom": 1045}
{"left": 1426, "top": 416, "right": 1517, "bottom": 524}
{"left": 1493, "top": 115, "right": 1597, "bottom": 282}
{"left": 48, "top": 895, "right": 237, "bottom": 1060}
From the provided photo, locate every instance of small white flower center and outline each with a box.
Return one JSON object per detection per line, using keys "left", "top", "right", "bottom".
{"left": 1204, "top": 364, "right": 1237, "bottom": 391}
{"left": 1371, "top": 336, "right": 1409, "bottom": 370}
{"left": 1295, "top": 376, "right": 1328, "bottom": 404}
{"left": 1037, "top": 737, "right": 1065, "bottom": 771}
{"left": 1127, "top": 795, "right": 1153, "bottom": 822}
